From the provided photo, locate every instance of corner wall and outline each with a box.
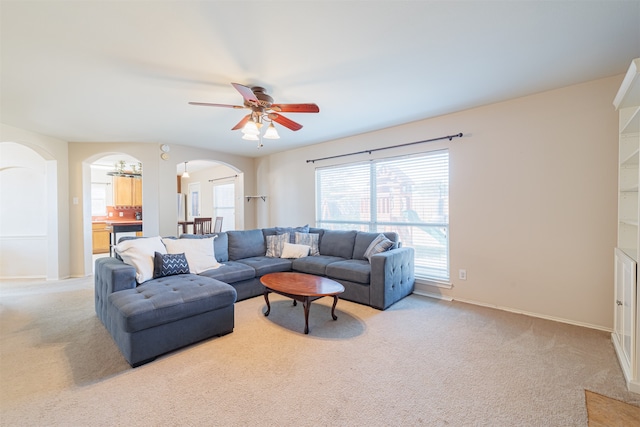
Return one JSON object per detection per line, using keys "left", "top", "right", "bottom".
{"left": 256, "top": 75, "right": 621, "bottom": 330}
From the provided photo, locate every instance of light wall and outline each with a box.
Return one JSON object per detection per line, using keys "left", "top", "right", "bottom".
{"left": 256, "top": 75, "right": 621, "bottom": 330}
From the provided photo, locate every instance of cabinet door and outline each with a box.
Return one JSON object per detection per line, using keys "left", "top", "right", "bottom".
{"left": 615, "top": 248, "right": 637, "bottom": 375}
{"left": 113, "top": 176, "right": 133, "bottom": 206}
{"left": 92, "top": 223, "right": 111, "bottom": 254}
{"left": 133, "top": 178, "right": 142, "bottom": 207}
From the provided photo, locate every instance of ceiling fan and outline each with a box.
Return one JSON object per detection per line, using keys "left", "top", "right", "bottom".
{"left": 189, "top": 83, "right": 319, "bottom": 142}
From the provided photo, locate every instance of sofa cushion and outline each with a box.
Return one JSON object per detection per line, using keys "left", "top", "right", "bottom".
{"left": 275, "top": 225, "right": 309, "bottom": 243}
{"left": 108, "top": 274, "right": 237, "bottom": 333}
{"left": 319, "top": 230, "right": 357, "bottom": 259}
{"left": 228, "top": 229, "right": 266, "bottom": 260}
{"left": 198, "top": 261, "right": 256, "bottom": 283}
{"left": 236, "top": 256, "right": 292, "bottom": 277}
{"left": 180, "top": 233, "right": 229, "bottom": 262}
{"left": 292, "top": 255, "right": 345, "bottom": 276}
{"left": 326, "top": 259, "right": 371, "bottom": 284}
{"left": 352, "top": 231, "right": 399, "bottom": 260}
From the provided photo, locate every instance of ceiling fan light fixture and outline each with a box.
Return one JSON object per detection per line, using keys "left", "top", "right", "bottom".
{"left": 242, "top": 133, "right": 259, "bottom": 141}
{"left": 241, "top": 120, "right": 260, "bottom": 135}
{"left": 263, "top": 123, "right": 280, "bottom": 139}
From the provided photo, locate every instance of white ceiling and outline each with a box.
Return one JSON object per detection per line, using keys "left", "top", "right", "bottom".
{"left": 2, "top": 1, "right": 639, "bottom": 158}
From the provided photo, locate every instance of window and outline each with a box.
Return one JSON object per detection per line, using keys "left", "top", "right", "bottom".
{"left": 212, "top": 181, "right": 235, "bottom": 232}
{"left": 316, "top": 150, "right": 449, "bottom": 281}
{"left": 91, "top": 183, "right": 108, "bottom": 216}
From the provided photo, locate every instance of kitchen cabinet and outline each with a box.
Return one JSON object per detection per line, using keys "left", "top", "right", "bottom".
{"left": 113, "top": 176, "right": 142, "bottom": 207}
{"left": 92, "top": 222, "right": 111, "bottom": 254}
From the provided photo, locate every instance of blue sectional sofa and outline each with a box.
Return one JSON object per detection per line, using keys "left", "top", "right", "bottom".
{"left": 94, "top": 227, "right": 415, "bottom": 366}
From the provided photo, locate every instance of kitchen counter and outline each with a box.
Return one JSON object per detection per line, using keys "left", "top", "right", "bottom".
{"left": 105, "top": 220, "right": 143, "bottom": 256}
{"left": 104, "top": 220, "right": 143, "bottom": 226}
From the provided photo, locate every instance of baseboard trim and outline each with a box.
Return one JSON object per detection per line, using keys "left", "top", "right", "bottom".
{"left": 413, "top": 289, "right": 453, "bottom": 301}
{"left": 452, "top": 296, "right": 612, "bottom": 333}
{"left": 0, "top": 275, "right": 47, "bottom": 280}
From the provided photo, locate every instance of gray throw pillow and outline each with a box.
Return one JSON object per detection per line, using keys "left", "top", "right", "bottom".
{"left": 363, "top": 234, "right": 394, "bottom": 262}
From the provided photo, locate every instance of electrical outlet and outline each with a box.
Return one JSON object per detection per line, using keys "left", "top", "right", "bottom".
{"left": 119, "top": 212, "right": 124, "bottom": 217}
{"left": 459, "top": 269, "right": 467, "bottom": 280}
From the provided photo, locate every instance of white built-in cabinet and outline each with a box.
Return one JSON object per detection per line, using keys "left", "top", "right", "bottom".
{"left": 613, "top": 58, "right": 640, "bottom": 393}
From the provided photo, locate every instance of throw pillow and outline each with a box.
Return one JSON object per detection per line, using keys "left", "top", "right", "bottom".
{"left": 280, "top": 242, "right": 310, "bottom": 259}
{"left": 364, "top": 233, "right": 394, "bottom": 262}
{"left": 266, "top": 233, "right": 289, "bottom": 257}
{"left": 153, "top": 252, "right": 190, "bottom": 278}
{"left": 162, "top": 237, "right": 221, "bottom": 274}
{"left": 295, "top": 232, "right": 320, "bottom": 256}
{"left": 115, "top": 236, "right": 167, "bottom": 283}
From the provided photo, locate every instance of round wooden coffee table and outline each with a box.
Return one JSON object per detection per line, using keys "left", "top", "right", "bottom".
{"left": 260, "top": 272, "right": 345, "bottom": 334}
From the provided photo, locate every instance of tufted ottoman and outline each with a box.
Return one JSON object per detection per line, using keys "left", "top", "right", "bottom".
{"left": 106, "top": 274, "right": 237, "bottom": 367}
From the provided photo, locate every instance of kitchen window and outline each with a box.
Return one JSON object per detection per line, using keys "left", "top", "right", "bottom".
{"left": 91, "top": 183, "right": 108, "bottom": 216}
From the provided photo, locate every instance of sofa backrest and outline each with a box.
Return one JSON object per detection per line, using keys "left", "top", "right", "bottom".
{"left": 319, "top": 229, "right": 357, "bottom": 258}
{"left": 227, "top": 229, "right": 266, "bottom": 260}
{"left": 352, "top": 231, "right": 399, "bottom": 260}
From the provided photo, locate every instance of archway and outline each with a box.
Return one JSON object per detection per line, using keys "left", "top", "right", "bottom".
{"left": 83, "top": 153, "right": 142, "bottom": 275}
{"left": 177, "top": 159, "right": 244, "bottom": 234}
{"left": 0, "top": 142, "right": 58, "bottom": 279}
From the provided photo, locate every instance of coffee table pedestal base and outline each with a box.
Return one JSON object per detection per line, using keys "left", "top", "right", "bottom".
{"left": 263, "top": 290, "right": 339, "bottom": 334}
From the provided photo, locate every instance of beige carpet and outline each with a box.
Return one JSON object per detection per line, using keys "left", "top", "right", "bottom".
{"left": 2, "top": 277, "right": 640, "bottom": 426}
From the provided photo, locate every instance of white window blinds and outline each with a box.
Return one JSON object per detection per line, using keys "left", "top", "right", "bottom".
{"left": 316, "top": 150, "right": 449, "bottom": 281}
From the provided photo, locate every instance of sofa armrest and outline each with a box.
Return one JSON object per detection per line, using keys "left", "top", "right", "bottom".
{"left": 95, "top": 257, "right": 137, "bottom": 294}
{"left": 369, "top": 247, "right": 415, "bottom": 310}
{"left": 94, "top": 256, "right": 138, "bottom": 324}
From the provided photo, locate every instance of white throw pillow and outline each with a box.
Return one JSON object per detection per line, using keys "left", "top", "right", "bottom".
{"left": 295, "top": 232, "right": 320, "bottom": 256}
{"left": 280, "top": 242, "right": 310, "bottom": 259}
{"left": 162, "top": 237, "right": 221, "bottom": 274}
{"left": 115, "top": 236, "right": 167, "bottom": 283}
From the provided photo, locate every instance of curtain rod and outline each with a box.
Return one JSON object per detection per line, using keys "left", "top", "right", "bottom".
{"left": 208, "top": 174, "right": 238, "bottom": 182}
{"left": 305, "top": 132, "right": 463, "bottom": 164}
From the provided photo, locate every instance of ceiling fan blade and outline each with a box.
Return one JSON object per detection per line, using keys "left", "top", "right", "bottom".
{"left": 189, "top": 102, "right": 245, "bottom": 109}
{"left": 271, "top": 103, "right": 320, "bottom": 113}
{"left": 269, "top": 113, "right": 303, "bottom": 131}
{"left": 231, "top": 83, "right": 259, "bottom": 104}
{"left": 231, "top": 114, "right": 251, "bottom": 130}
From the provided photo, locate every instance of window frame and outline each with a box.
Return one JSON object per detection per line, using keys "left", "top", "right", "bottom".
{"left": 315, "top": 149, "right": 450, "bottom": 282}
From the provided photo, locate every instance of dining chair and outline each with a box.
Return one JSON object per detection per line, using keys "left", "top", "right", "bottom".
{"left": 213, "top": 216, "right": 223, "bottom": 233}
{"left": 193, "top": 217, "right": 212, "bottom": 235}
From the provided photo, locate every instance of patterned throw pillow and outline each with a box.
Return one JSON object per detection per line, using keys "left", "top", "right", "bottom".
{"left": 295, "top": 232, "right": 320, "bottom": 256}
{"left": 363, "top": 234, "right": 394, "bottom": 263}
{"left": 266, "top": 233, "right": 289, "bottom": 257}
{"left": 153, "top": 252, "right": 190, "bottom": 278}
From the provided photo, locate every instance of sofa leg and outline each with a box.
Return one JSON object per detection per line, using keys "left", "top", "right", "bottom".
{"left": 131, "top": 357, "right": 157, "bottom": 368}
